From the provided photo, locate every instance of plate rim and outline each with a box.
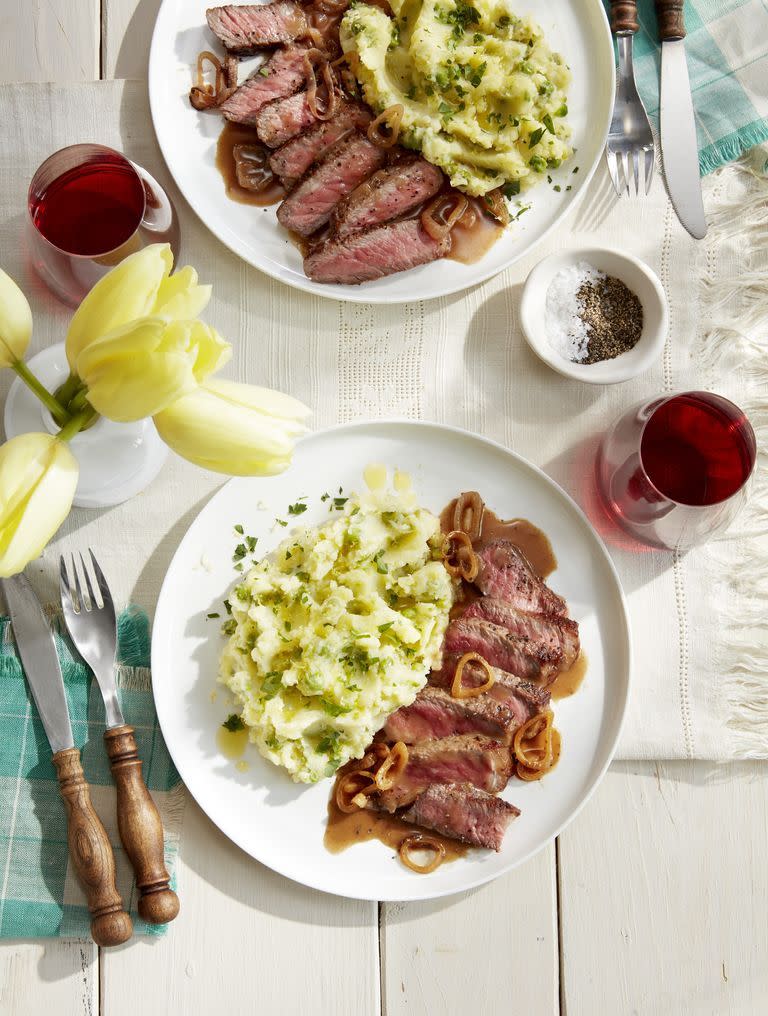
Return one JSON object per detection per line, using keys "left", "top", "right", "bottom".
{"left": 147, "top": 0, "right": 616, "bottom": 304}
{"left": 151, "top": 418, "right": 632, "bottom": 901}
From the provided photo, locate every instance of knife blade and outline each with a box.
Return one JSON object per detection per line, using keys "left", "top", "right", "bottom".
{"left": 657, "top": 2, "right": 707, "bottom": 239}
{"left": 1, "top": 574, "right": 132, "bottom": 946}
{"left": 2, "top": 575, "right": 73, "bottom": 753}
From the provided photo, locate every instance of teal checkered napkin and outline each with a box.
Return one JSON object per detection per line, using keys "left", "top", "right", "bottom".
{"left": 0, "top": 606, "right": 185, "bottom": 939}
{"left": 605, "top": 0, "right": 768, "bottom": 174}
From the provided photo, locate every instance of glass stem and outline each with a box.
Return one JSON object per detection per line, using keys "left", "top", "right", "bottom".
{"left": 56, "top": 407, "right": 98, "bottom": 442}
{"left": 12, "top": 360, "right": 70, "bottom": 426}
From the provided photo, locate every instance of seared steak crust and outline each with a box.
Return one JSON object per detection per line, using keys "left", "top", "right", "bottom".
{"left": 475, "top": 539, "right": 568, "bottom": 616}
{"left": 400, "top": 783, "right": 520, "bottom": 851}
{"left": 332, "top": 157, "right": 444, "bottom": 238}
{"left": 430, "top": 656, "right": 551, "bottom": 724}
{"left": 269, "top": 103, "right": 372, "bottom": 182}
{"left": 206, "top": 3, "right": 308, "bottom": 54}
{"left": 463, "top": 598, "right": 580, "bottom": 671}
{"left": 383, "top": 686, "right": 520, "bottom": 745}
{"left": 444, "top": 617, "right": 561, "bottom": 684}
{"left": 219, "top": 46, "right": 308, "bottom": 125}
{"left": 255, "top": 90, "right": 321, "bottom": 148}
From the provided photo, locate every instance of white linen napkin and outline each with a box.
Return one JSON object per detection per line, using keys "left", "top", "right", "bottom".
{"left": 1, "top": 81, "right": 765, "bottom": 760}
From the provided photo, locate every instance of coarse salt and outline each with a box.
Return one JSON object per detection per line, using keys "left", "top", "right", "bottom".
{"left": 544, "top": 261, "right": 606, "bottom": 362}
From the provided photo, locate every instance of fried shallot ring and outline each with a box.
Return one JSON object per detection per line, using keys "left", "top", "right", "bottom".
{"left": 451, "top": 653, "right": 495, "bottom": 698}
{"left": 421, "top": 192, "right": 469, "bottom": 242}
{"left": 399, "top": 834, "right": 446, "bottom": 874}
{"left": 483, "top": 187, "right": 511, "bottom": 226}
{"left": 452, "top": 491, "right": 485, "bottom": 542}
{"left": 304, "top": 49, "right": 338, "bottom": 121}
{"left": 374, "top": 741, "right": 409, "bottom": 790}
{"left": 513, "top": 710, "right": 558, "bottom": 775}
{"left": 335, "top": 771, "right": 376, "bottom": 812}
{"left": 516, "top": 727, "right": 561, "bottom": 781}
{"left": 189, "top": 50, "right": 237, "bottom": 110}
{"left": 367, "top": 104, "right": 404, "bottom": 148}
{"left": 442, "top": 529, "right": 479, "bottom": 582}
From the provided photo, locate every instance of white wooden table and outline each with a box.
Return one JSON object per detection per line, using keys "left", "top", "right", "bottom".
{"left": 1, "top": 4, "right": 767, "bottom": 1014}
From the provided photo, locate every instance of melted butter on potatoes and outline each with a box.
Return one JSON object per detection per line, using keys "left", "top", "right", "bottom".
{"left": 218, "top": 477, "right": 453, "bottom": 784}
{"left": 340, "top": 0, "right": 572, "bottom": 196}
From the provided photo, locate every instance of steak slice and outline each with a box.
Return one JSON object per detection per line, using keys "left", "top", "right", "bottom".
{"left": 269, "top": 103, "right": 372, "bottom": 183}
{"left": 277, "top": 133, "right": 386, "bottom": 236}
{"left": 378, "top": 734, "right": 512, "bottom": 811}
{"left": 383, "top": 686, "right": 520, "bottom": 745}
{"left": 206, "top": 3, "right": 308, "bottom": 55}
{"left": 400, "top": 783, "right": 520, "bottom": 852}
{"left": 475, "top": 539, "right": 568, "bottom": 616}
{"left": 219, "top": 46, "right": 308, "bottom": 125}
{"left": 332, "top": 157, "right": 444, "bottom": 238}
{"left": 430, "top": 657, "right": 551, "bottom": 726}
{"left": 255, "top": 90, "right": 327, "bottom": 148}
{"left": 445, "top": 617, "right": 561, "bottom": 684}
{"left": 304, "top": 218, "right": 450, "bottom": 284}
{"left": 463, "top": 598, "right": 580, "bottom": 671}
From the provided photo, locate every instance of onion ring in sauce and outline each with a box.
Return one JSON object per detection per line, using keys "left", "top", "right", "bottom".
{"left": 451, "top": 653, "right": 495, "bottom": 698}
{"left": 513, "top": 710, "right": 558, "bottom": 776}
{"left": 335, "top": 771, "right": 376, "bottom": 813}
{"left": 451, "top": 491, "right": 485, "bottom": 541}
{"left": 304, "top": 49, "right": 339, "bottom": 121}
{"left": 190, "top": 50, "right": 237, "bottom": 110}
{"left": 374, "top": 741, "right": 408, "bottom": 790}
{"left": 442, "top": 529, "right": 479, "bottom": 582}
{"left": 421, "top": 193, "right": 469, "bottom": 242}
{"left": 399, "top": 834, "right": 446, "bottom": 874}
{"left": 367, "top": 105, "right": 404, "bottom": 148}
{"left": 483, "top": 187, "right": 511, "bottom": 226}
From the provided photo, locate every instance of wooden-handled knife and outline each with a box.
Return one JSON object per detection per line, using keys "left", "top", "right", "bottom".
{"left": 1, "top": 574, "right": 133, "bottom": 946}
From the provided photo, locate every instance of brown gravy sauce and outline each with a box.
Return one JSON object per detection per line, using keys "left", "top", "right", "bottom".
{"left": 440, "top": 498, "right": 557, "bottom": 578}
{"left": 447, "top": 198, "right": 504, "bottom": 265}
{"left": 215, "top": 123, "right": 285, "bottom": 206}
{"left": 324, "top": 799, "right": 467, "bottom": 864}
{"left": 550, "top": 651, "right": 588, "bottom": 701}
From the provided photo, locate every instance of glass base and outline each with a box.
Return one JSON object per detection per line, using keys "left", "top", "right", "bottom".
{"left": 4, "top": 343, "right": 168, "bottom": 508}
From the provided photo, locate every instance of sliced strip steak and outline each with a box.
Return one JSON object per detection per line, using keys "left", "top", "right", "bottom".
{"left": 383, "top": 686, "right": 520, "bottom": 745}
{"left": 444, "top": 617, "right": 561, "bottom": 684}
{"left": 430, "top": 657, "right": 551, "bottom": 726}
{"left": 475, "top": 539, "right": 567, "bottom": 616}
{"left": 400, "top": 783, "right": 520, "bottom": 852}
{"left": 206, "top": 3, "right": 308, "bottom": 55}
{"left": 378, "top": 734, "right": 513, "bottom": 811}
{"left": 277, "top": 133, "right": 385, "bottom": 236}
{"left": 269, "top": 103, "right": 372, "bottom": 183}
{"left": 463, "top": 598, "right": 580, "bottom": 671}
{"left": 304, "top": 218, "right": 450, "bottom": 284}
{"left": 219, "top": 46, "right": 308, "bottom": 125}
{"left": 255, "top": 90, "right": 321, "bottom": 148}
{"left": 332, "top": 157, "right": 444, "bottom": 238}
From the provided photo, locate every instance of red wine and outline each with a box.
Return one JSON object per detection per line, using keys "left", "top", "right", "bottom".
{"left": 640, "top": 393, "right": 755, "bottom": 506}
{"left": 30, "top": 158, "right": 145, "bottom": 256}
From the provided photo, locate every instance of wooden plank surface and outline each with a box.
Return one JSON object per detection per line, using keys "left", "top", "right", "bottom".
{"left": 559, "top": 760, "right": 768, "bottom": 1015}
{"left": 0, "top": 0, "right": 99, "bottom": 83}
{"left": 103, "top": 0, "right": 161, "bottom": 79}
{"left": 0, "top": 939, "right": 97, "bottom": 1016}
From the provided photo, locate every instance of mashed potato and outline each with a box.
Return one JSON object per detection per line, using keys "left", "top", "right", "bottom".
{"left": 218, "top": 477, "right": 453, "bottom": 783}
{"left": 340, "top": 0, "right": 572, "bottom": 196}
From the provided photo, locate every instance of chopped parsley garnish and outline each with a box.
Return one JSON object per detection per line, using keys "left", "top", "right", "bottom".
{"left": 222, "top": 714, "right": 245, "bottom": 732}
{"left": 332, "top": 497, "right": 348, "bottom": 511}
{"left": 233, "top": 543, "right": 247, "bottom": 561}
{"left": 373, "top": 551, "right": 389, "bottom": 574}
{"left": 321, "top": 700, "right": 351, "bottom": 717}
{"left": 276, "top": 518, "right": 288, "bottom": 527}
{"left": 288, "top": 501, "right": 308, "bottom": 516}
{"left": 378, "top": 621, "right": 394, "bottom": 633}
{"left": 316, "top": 730, "right": 342, "bottom": 754}
{"left": 320, "top": 492, "right": 330, "bottom": 502}
{"left": 246, "top": 535, "right": 258, "bottom": 552}
{"left": 261, "top": 672, "right": 283, "bottom": 699}
{"left": 258, "top": 66, "right": 270, "bottom": 77}
{"left": 405, "top": 84, "right": 416, "bottom": 100}
{"left": 296, "top": 570, "right": 310, "bottom": 581}
{"left": 542, "top": 113, "right": 555, "bottom": 135}
{"left": 554, "top": 184, "right": 561, "bottom": 192}
{"left": 528, "top": 128, "right": 544, "bottom": 148}
{"left": 207, "top": 612, "right": 220, "bottom": 619}
{"left": 496, "top": 14, "right": 512, "bottom": 29}
{"left": 221, "top": 619, "right": 237, "bottom": 636}
{"left": 502, "top": 180, "right": 521, "bottom": 198}
{"left": 234, "top": 524, "right": 244, "bottom": 535}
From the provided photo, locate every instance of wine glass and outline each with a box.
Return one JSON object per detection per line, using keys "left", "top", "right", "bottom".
{"left": 597, "top": 391, "right": 756, "bottom": 551}
{"left": 26, "top": 143, "right": 180, "bottom": 306}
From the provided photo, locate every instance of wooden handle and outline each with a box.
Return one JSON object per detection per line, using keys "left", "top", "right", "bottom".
{"left": 104, "top": 725, "right": 180, "bottom": 925}
{"left": 53, "top": 748, "right": 133, "bottom": 946}
{"left": 610, "top": 1, "right": 639, "bottom": 35}
{"left": 655, "top": 0, "right": 686, "bottom": 40}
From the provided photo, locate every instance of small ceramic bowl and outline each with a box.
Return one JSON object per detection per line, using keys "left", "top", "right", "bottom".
{"left": 519, "top": 247, "right": 668, "bottom": 384}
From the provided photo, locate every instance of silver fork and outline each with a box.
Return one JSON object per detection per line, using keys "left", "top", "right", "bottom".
{"left": 605, "top": 1, "right": 655, "bottom": 196}
{"left": 60, "top": 550, "right": 179, "bottom": 925}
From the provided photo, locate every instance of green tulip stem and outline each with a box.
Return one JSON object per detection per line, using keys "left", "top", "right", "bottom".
{"left": 12, "top": 360, "right": 70, "bottom": 427}
{"left": 55, "top": 372, "right": 82, "bottom": 408}
{"left": 68, "top": 388, "right": 91, "bottom": 413}
{"left": 56, "top": 407, "right": 98, "bottom": 443}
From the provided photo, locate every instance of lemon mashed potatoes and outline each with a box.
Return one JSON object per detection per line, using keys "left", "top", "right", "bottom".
{"left": 218, "top": 472, "right": 453, "bottom": 783}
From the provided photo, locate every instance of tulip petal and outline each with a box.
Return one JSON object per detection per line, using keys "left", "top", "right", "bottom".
{"left": 154, "top": 265, "right": 212, "bottom": 321}
{"left": 154, "top": 381, "right": 310, "bottom": 476}
{"left": 65, "top": 244, "right": 173, "bottom": 368}
{"left": 0, "top": 433, "right": 78, "bottom": 577}
{"left": 0, "top": 269, "right": 33, "bottom": 368}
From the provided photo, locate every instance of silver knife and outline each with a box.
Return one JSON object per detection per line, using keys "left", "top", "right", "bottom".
{"left": 1, "top": 575, "right": 132, "bottom": 946}
{"left": 657, "top": 1, "right": 707, "bottom": 238}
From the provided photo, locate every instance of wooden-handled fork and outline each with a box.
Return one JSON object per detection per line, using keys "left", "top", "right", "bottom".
{"left": 60, "top": 551, "right": 180, "bottom": 925}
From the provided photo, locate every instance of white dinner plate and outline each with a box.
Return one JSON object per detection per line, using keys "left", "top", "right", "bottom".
{"left": 148, "top": 0, "right": 615, "bottom": 303}
{"left": 152, "top": 421, "right": 631, "bottom": 901}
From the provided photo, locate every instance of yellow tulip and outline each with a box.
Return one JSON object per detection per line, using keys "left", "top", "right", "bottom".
{"left": 65, "top": 244, "right": 211, "bottom": 368}
{"left": 0, "top": 433, "right": 78, "bottom": 577}
{"left": 154, "top": 378, "right": 310, "bottom": 476}
{"left": 0, "top": 269, "right": 33, "bottom": 368}
{"left": 76, "top": 317, "right": 231, "bottom": 422}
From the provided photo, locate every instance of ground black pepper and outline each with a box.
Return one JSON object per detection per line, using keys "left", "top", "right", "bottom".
{"left": 576, "top": 275, "right": 643, "bottom": 364}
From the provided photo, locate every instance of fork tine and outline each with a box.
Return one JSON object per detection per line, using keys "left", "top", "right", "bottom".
{"left": 89, "top": 549, "right": 113, "bottom": 613}
{"left": 59, "top": 555, "right": 74, "bottom": 611}
{"left": 606, "top": 150, "right": 622, "bottom": 197}
{"left": 621, "top": 151, "right": 632, "bottom": 198}
{"left": 72, "top": 553, "right": 88, "bottom": 613}
{"left": 80, "top": 551, "right": 100, "bottom": 611}
{"left": 644, "top": 146, "right": 655, "bottom": 194}
{"left": 632, "top": 150, "right": 641, "bottom": 197}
